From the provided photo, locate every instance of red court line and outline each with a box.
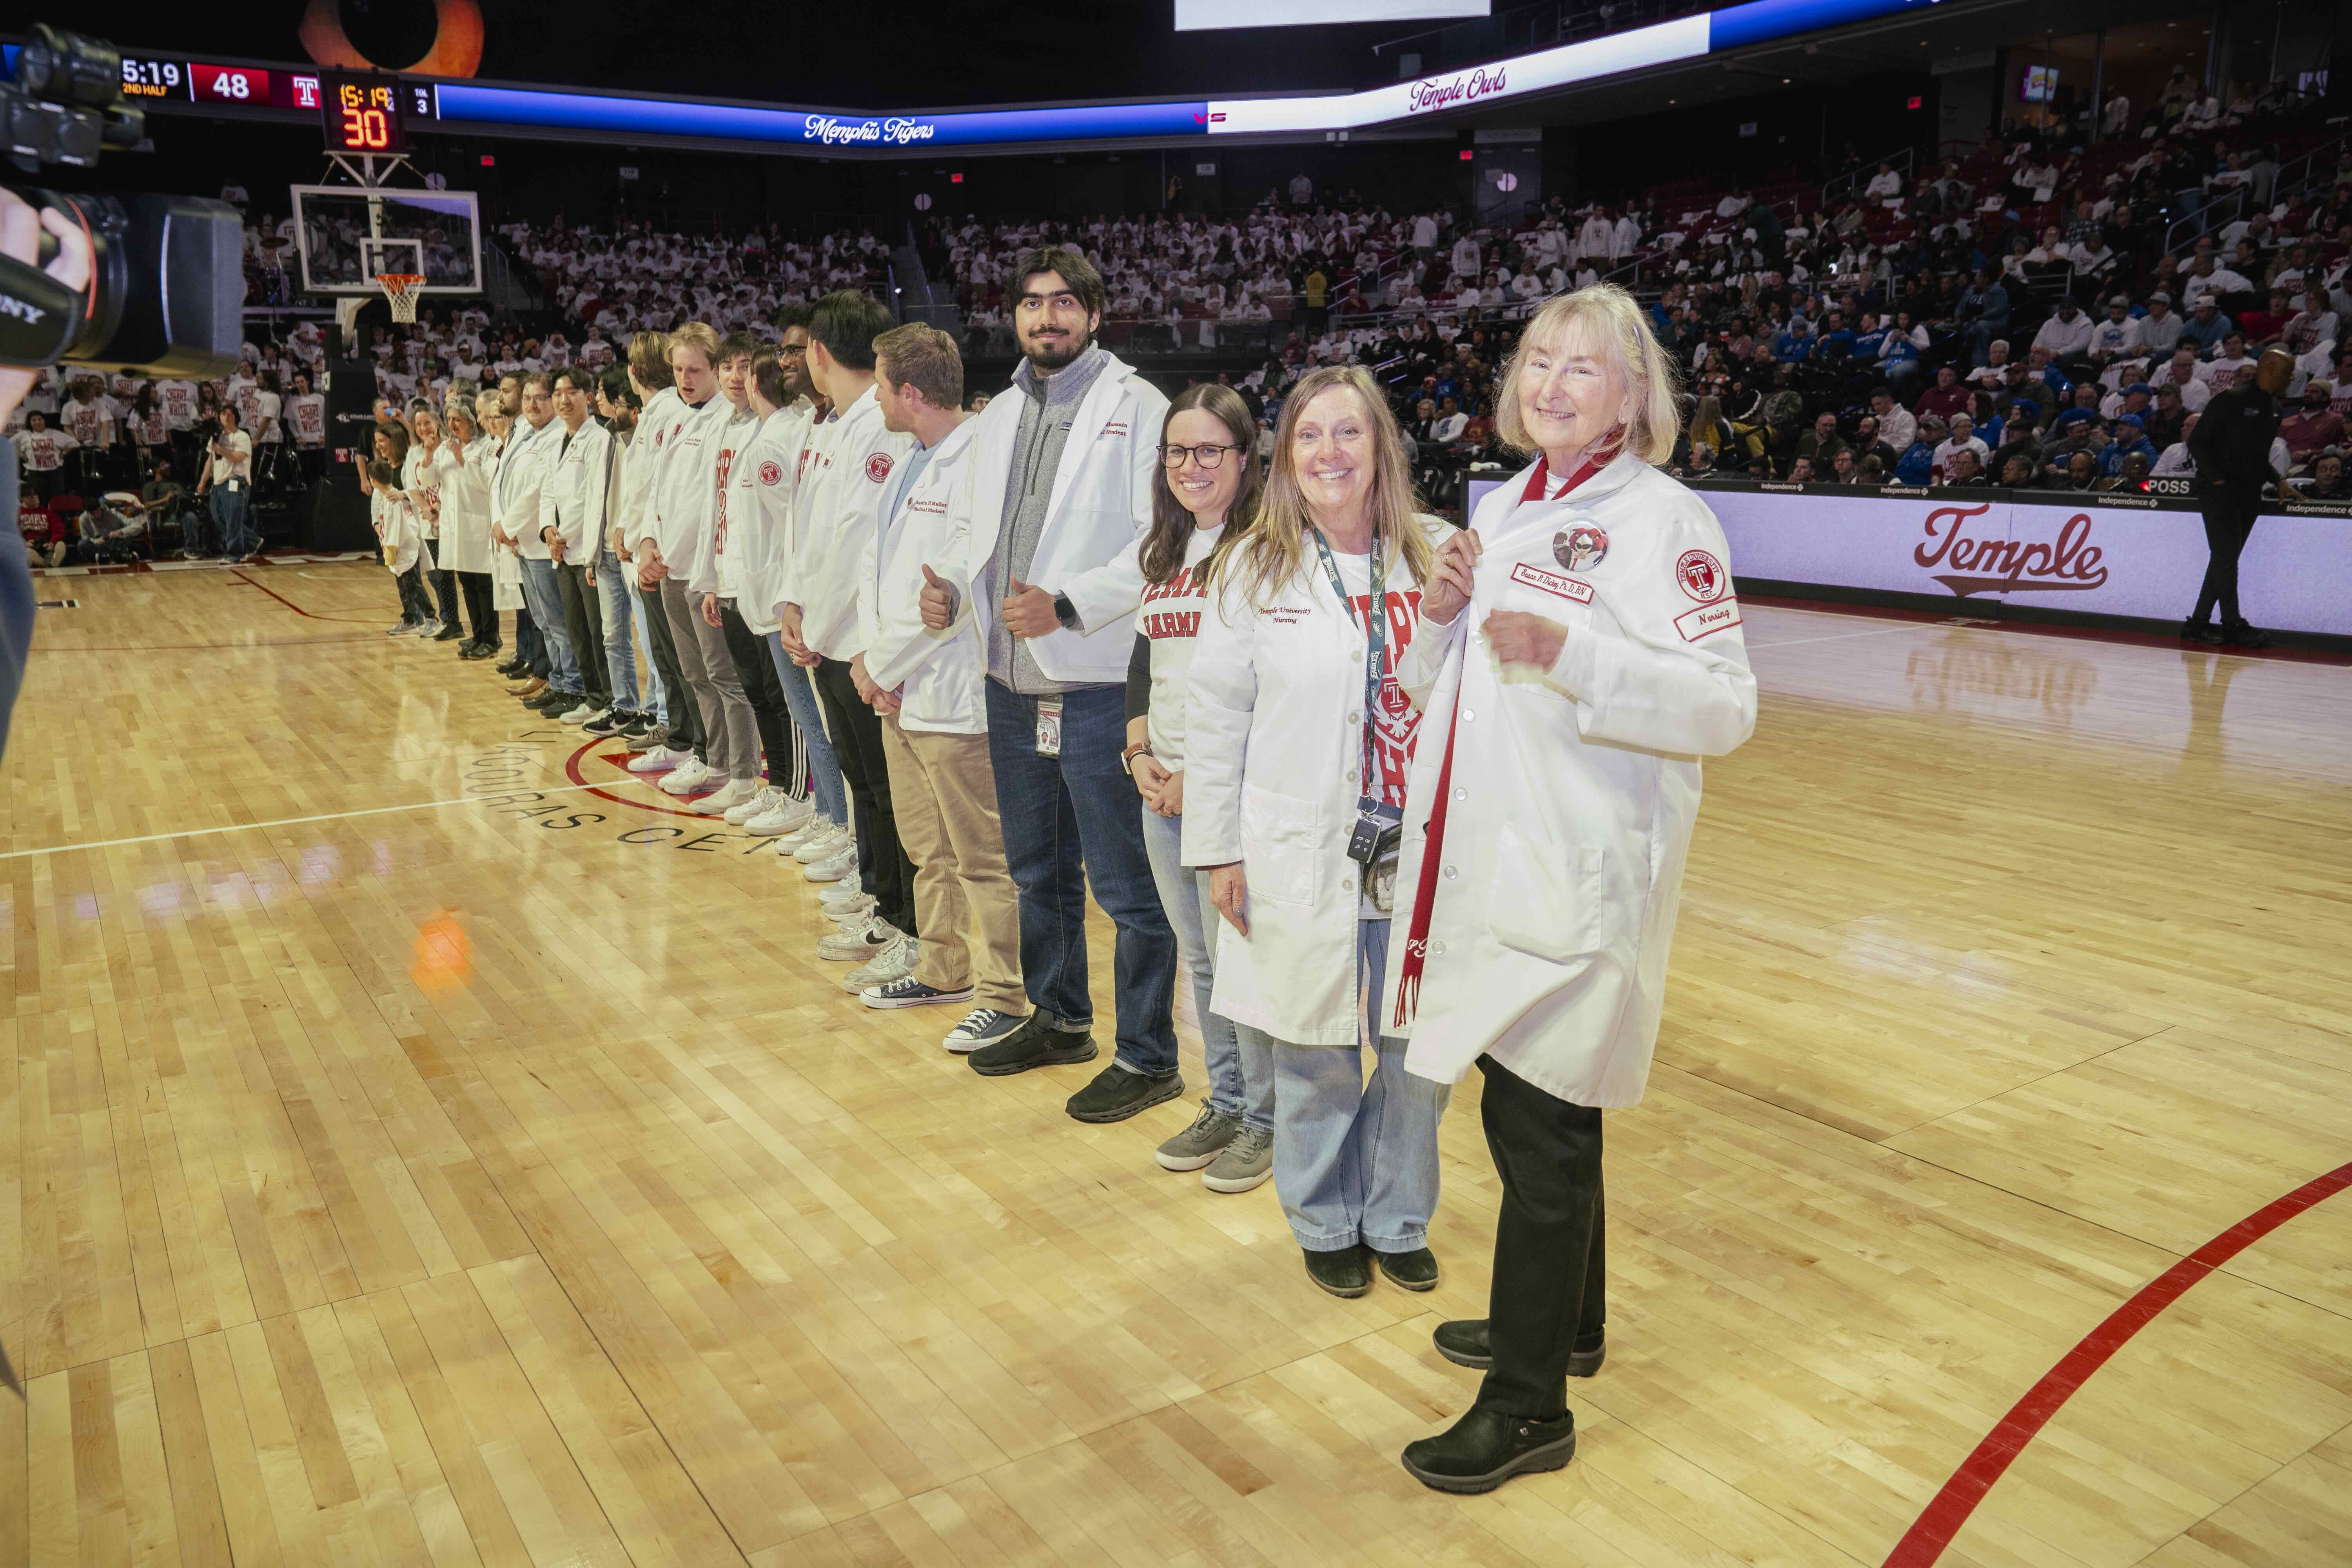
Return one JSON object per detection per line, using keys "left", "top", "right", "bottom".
{"left": 230, "top": 568, "right": 387, "bottom": 625}
{"left": 1882, "top": 1160, "right": 2352, "bottom": 1567}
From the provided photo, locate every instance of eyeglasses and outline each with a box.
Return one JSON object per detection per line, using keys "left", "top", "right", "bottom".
{"left": 1161, "top": 442, "right": 1240, "bottom": 469}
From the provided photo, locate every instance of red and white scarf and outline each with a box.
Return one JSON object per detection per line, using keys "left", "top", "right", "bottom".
{"left": 1392, "top": 447, "right": 1615, "bottom": 1028}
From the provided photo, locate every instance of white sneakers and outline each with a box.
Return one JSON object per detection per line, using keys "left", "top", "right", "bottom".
{"left": 658, "top": 757, "right": 716, "bottom": 796}
{"left": 563, "top": 703, "right": 609, "bottom": 727}
{"left": 724, "top": 784, "right": 783, "bottom": 826}
{"left": 803, "top": 842, "right": 857, "bottom": 882}
{"left": 793, "top": 823, "right": 850, "bottom": 863}
{"left": 626, "top": 744, "right": 685, "bottom": 774}
{"left": 842, "top": 933, "right": 918, "bottom": 993}
{"left": 743, "top": 793, "right": 815, "bottom": 837}
{"left": 775, "top": 815, "right": 831, "bottom": 851}
{"left": 817, "top": 917, "right": 897, "bottom": 962}
{"left": 694, "top": 777, "right": 759, "bottom": 817}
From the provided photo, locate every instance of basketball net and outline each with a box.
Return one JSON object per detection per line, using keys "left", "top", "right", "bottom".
{"left": 378, "top": 272, "right": 425, "bottom": 325}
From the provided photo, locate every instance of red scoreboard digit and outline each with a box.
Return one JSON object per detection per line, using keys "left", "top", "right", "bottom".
{"left": 319, "top": 72, "right": 410, "bottom": 154}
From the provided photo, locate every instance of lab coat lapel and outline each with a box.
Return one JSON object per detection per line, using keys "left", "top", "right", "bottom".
{"left": 1042, "top": 357, "right": 1130, "bottom": 530}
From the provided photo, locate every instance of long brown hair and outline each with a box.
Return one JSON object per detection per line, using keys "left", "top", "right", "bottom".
{"left": 1143, "top": 384, "right": 1261, "bottom": 585}
{"left": 1216, "top": 365, "right": 1432, "bottom": 608}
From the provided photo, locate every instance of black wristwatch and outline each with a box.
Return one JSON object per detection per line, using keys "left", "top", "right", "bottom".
{"left": 1053, "top": 591, "right": 1080, "bottom": 630}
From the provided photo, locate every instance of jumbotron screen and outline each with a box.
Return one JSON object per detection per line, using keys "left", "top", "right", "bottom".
{"left": 1175, "top": 0, "right": 1489, "bottom": 27}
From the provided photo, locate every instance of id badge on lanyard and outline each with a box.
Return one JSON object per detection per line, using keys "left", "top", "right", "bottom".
{"left": 1034, "top": 697, "right": 1063, "bottom": 757}
{"left": 1309, "top": 529, "right": 1403, "bottom": 903}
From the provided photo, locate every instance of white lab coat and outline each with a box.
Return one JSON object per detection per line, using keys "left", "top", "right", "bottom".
{"left": 646, "top": 396, "right": 733, "bottom": 590}
{"left": 1383, "top": 456, "right": 1757, "bottom": 1107}
{"left": 687, "top": 404, "right": 761, "bottom": 601}
{"left": 490, "top": 417, "right": 557, "bottom": 609}
{"left": 729, "top": 405, "right": 814, "bottom": 635}
{"left": 618, "top": 386, "right": 684, "bottom": 550}
{"left": 1182, "top": 526, "right": 1441, "bottom": 1045}
{"left": 784, "top": 385, "right": 910, "bottom": 662}
{"left": 434, "top": 437, "right": 494, "bottom": 576}
{"left": 859, "top": 417, "right": 987, "bottom": 735}
{"left": 938, "top": 351, "right": 1169, "bottom": 685}
{"left": 538, "top": 417, "right": 613, "bottom": 565}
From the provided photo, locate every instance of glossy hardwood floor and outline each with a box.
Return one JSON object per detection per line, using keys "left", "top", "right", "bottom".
{"left": 4, "top": 559, "right": 2348, "bottom": 1568}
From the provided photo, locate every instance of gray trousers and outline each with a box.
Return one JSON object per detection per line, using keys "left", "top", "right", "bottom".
{"left": 657, "top": 576, "right": 759, "bottom": 782}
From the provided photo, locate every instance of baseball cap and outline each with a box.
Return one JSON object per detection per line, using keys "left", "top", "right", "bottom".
{"left": 2150, "top": 290, "right": 2172, "bottom": 303}
{"left": 2109, "top": 294, "right": 2131, "bottom": 307}
{"left": 2125, "top": 381, "right": 2153, "bottom": 395}
{"left": 2115, "top": 413, "right": 2143, "bottom": 428}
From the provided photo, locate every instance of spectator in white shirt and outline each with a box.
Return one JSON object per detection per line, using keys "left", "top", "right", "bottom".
{"left": 1931, "top": 413, "right": 1990, "bottom": 479}
{"left": 1864, "top": 162, "right": 1903, "bottom": 200}
{"left": 2033, "top": 298, "right": 2094, "bottom": 361}
{"left": 2086, "top": 297, "right": 2145, "bottom": 365}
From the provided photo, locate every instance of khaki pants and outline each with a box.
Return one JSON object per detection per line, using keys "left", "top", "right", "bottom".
{"left": 882, "top": 715, "right": 1024, "bottom": 1013}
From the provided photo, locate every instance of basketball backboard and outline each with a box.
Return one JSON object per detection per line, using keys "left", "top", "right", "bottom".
{"left": 291, "top": 185, "right": 482, "bottom": 296}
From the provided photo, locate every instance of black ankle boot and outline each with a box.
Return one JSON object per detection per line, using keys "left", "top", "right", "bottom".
{"left": 1431, "top": 1320, "right": 1605, "bottom": 1376}
{"left": 1301, "top": 1245, "right": 1370, "bottom": 1298}
{"left": 1400, "top": 1405, "right": 1576, "bottom": 1493}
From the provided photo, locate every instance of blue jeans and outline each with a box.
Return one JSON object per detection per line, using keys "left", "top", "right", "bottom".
{"left": 1234, "top": 918, "right": 1450, "bottom": 1254}
{"left": 984, "top": 680, "right": 1177, "bottom": 1075}
{"left": 1142, "top": 804, "right": 1266, "bottom": 1130}
{"left": 763, "top": 632, "right": 848, "bottom": 826}
{"left": 519, "top": 557, "right": 579, "bottom": 693}
{"left": 209, "top": 485, "right": 252, "bottom": 559}
{"left": 593, "top": 550, "right": 648, "bottom": 711}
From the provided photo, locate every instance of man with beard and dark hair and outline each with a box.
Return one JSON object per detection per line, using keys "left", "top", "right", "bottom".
{"left": 916, "top": 245, "right": 1183, "bottom": 1133}
{"left": 2183, "top": 347, "right": 2292, "bottom": 648}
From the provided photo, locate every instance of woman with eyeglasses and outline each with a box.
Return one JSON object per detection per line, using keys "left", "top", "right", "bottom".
{"left": 1183, "top": 364, "right": 1453, "bottom": 1300}
{"left": 1125, "top": 385, "right": 1272, "bottom": 1194}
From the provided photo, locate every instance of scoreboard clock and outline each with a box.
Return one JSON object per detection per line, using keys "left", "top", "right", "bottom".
{"left": 320, "top": 71, "right": 409, "bottom": 153}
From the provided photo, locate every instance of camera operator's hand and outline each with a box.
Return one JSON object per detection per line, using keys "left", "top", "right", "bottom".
{"left": 0, "top": 192, "right": 93, "bottom": 430}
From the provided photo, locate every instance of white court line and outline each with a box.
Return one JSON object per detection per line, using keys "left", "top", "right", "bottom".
{"left": 2, "top": 782, "right": 605, "bottom": 860}
{"left": 1746, "top": 622, "right": 1942, "bottom": 651}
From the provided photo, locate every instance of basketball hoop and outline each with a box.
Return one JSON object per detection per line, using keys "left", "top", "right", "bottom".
{"left": 377, "top": 272, "right": 425, "bottom": 323}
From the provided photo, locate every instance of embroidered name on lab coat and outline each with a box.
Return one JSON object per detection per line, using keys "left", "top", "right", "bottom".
{"left": 1509, "top": 562, "right": 1594, "bottom": 604}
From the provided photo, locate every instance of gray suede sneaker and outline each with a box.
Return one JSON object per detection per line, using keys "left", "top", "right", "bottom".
{"left": 1201, "top": 1123, "right": 1274, "bottom": 1193}
{"left": 1154, "top": 1103, "right": 1241, "bottom": 1172}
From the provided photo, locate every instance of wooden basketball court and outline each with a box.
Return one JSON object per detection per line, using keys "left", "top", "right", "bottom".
{"left": 5, "top": 559, "right": 2348, "bottom": 1567}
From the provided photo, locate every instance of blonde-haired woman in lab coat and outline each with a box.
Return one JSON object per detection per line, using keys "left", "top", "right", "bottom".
{"left": 1390, "top": 285, "right": 1759, "bottom": 1494}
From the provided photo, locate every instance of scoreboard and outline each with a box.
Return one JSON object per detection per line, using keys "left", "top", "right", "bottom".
{"left": 109, "top": 50, "right": 436, "bottom": 134}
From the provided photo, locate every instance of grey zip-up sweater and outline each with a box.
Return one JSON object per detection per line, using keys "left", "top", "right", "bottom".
{"left": 988, "top": 345, "right": 1110, "bottom": 694}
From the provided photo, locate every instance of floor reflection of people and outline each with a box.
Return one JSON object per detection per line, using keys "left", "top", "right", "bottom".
{"left": 2178, "top": 647, "right": 2244, "bottom": 782}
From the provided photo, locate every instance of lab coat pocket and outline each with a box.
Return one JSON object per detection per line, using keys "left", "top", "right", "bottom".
{"left": 1239, "top": 784, "right": 1319, "bottom": 909}
{"left": 1486, "top": 822, "right": 1627, "bottom": 962}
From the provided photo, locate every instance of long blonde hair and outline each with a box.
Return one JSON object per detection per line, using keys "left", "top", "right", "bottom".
{"left": 1216, "top": 365, "right": 1432, "bottom": 608}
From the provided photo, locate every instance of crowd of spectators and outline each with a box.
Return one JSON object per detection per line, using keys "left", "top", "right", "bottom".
{"left": 31, "top": 65, "right": 2351, "bottom": 570}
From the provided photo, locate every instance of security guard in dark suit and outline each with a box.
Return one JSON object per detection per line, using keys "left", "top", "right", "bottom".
{"left": 2183, "top": 347, "right": 2292, "bottom": 648}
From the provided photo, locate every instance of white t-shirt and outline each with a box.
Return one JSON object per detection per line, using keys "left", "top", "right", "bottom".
{"left": 1137, "top": 523, "right": 1225, "bottom": 771}
{"left": 208, "top": 428, "right": 253, "bottom": 487}
{"left": 289, "top": 393, "right": 327, "bottom": 446}
{"left": 16, "top": 428, "right": 75, "bottom": 470}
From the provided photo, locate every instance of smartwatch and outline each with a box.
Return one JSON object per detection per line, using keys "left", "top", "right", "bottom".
{"left": 1120, "top": 743, "right": 1153, "bottom": 777}
{"left": 1053, "top": 591, "right": 1080, "bottom": 630}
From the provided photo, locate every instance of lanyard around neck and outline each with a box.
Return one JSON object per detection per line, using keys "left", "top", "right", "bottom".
{"left": 1307, "top": 524, "right": 1386, "bottom": 799}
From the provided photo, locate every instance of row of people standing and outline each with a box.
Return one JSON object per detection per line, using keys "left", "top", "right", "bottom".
{"left": 371, "top": 263, "right": 1761, "bottom": 1498}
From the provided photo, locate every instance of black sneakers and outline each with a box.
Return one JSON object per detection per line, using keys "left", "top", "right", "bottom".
{"left": 1431, "top": 1320, "right": 1605, "bottom": 1377}
{"left": 2180, "top": 617, "right": 2223, "bottom": 645}
{"left": 1065, "top": 1063, "right": 1183, "bottom": 1124}
{"left": 432, "top": 623, "right": 464, "bottom": 641}
{"left": 1302, "top": 1245, "right": 1371, "bottom": 1298}
{"left": 1400, "top": 1406, "right": 1577, "bottom": 1494}
{"left": 967, "top": 1012, "right": 1100, "bottom": 1077}
{"left": 2223, "top": 620, "right": 2274, "bottom": 650}
{"left": 582, "top": 708, "right": 632, "bottom": 737}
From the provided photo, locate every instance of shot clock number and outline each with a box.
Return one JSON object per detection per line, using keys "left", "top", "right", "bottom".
{"left": 319, "top": 72, "right": 409, "bottom": 154}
